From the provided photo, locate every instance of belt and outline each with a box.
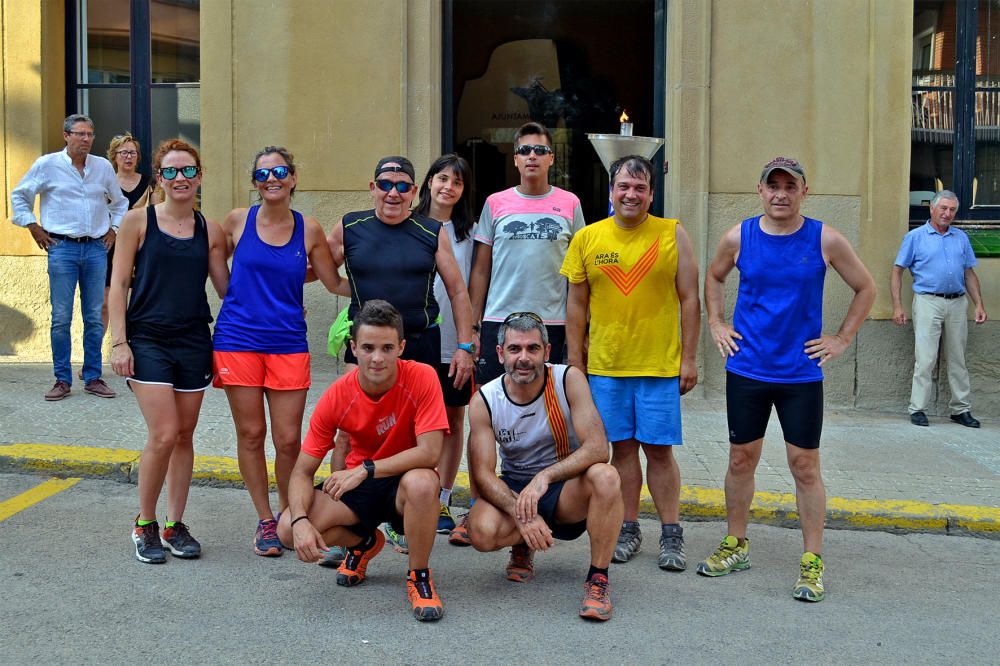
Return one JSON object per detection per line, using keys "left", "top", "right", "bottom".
{"left": 923, "top": 292, "right": 964, "bottom": 300}
{"left": 48, "top": 232, "right": 101, "bottom": 243}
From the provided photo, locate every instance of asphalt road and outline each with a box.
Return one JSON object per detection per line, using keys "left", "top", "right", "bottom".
{"left": 0, "top": 472, "right": 997, "bottom": 665}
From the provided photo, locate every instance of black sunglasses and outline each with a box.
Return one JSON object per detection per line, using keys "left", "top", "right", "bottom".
{"left": 159, "top": 165, "right": 199, "bottom": 180}
{"left": 514, "top": 144, "right": 553, "bottom": 157}
{"left": 503, "top": 311, "right": 544, "bottom": 325}
{"left": 375, "top": 179, "right": 415, "bottom": 194}
{"left": 253, "top": 166, "right": 292, "bottom": 182}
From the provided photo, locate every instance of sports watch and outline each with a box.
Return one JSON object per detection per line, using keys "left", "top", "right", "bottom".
{"left": 457, "top": 342, "right": 477, "bottom": 355}
{"left": 362, "top": 458, "right": 375, "bottom": 480}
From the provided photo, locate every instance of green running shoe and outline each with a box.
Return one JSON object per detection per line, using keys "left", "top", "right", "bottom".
{"left": 792, "top": 551, "right": 825, "bottom": 602}
{"left": 696, "top": 535, "right": 751, "bottom": 576}
{"left": 383, "top": 522, "right": 409, "bottom": 554}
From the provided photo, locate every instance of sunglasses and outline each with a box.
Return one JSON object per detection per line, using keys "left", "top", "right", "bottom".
{"left": 514, "top": 144, "right": 553, "bottom": 157}
{"left": 158, "top": 165, "right": 200, "bottom": 180}
{"left": 253, "top": 166, "right": 292, "bottom": 182}
{"left": 375, "top": 179, "right": 415, "bottom": 194}
{"left": 503, "top": 311, "right": 544, "bottom": 325}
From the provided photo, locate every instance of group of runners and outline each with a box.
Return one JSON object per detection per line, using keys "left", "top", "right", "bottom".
{"left": 24, "top": 115, "right": 876, "bottom": 623}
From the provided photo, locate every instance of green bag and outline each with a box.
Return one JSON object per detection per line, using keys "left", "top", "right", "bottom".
{"left": 327, "top": 306, "right": 352, "bottom": 357}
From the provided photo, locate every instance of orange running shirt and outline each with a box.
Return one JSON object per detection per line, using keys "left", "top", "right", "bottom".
{"left": 301, "top": 359, "right": 449, "bottom": 468}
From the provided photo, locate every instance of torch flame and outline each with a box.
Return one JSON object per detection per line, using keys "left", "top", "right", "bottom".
{"left": 620, "top": 111, "right": 630, "bottom": 123}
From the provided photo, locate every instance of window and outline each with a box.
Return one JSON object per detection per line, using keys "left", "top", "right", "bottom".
{"left": 68, "top": 0, "right": 200, "bottom": 175}
{"left": 444, "top": 0, "right": 666, "bottom": 223}
{"left": 911, "top": 0, "right": 1000, "bottom": 255}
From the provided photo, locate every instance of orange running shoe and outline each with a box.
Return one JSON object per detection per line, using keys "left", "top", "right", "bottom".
{"left": 336, "top": 529, "right": 385, "bottom": 587}
{"left": 448, "top": 513, "right": 472, "bottom": 547}
{"left": 406, "top": 569, "right": 445, "bottom": 621}
{"left": 505, "top": 543, "right": 535, "bottom": 583}
{"left": 578, "top": 573, "right": 612, "bottom": 621}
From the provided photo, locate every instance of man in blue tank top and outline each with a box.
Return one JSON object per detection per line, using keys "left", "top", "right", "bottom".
{"left": 700, "top": 157, "right": 875, "bottom": 603}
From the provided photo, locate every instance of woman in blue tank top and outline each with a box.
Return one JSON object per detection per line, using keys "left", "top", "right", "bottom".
{"left": 109, "top": 139, "right": 230, "bottom": 563}
{"left": 213, "top": 146, "right": 347, "bottom": 557}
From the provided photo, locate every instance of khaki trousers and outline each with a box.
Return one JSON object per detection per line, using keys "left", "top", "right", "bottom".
{"left": 908, "top": 293, "right": 971, "bottom": 415}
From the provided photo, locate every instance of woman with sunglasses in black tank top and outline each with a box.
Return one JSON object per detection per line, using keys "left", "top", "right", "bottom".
{"left": 109, "top": 139, "right": 230, "bottom": 564}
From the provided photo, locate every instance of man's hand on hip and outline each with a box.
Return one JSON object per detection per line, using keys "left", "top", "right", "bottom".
{"left": 27, "top": 224, "right": 53, "bottom": 251}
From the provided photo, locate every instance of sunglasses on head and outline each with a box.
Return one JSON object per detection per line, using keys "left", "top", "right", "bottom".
{"left": 375, "top": 179, "right": 415, "bottom": 194}
{"left": 514, "top": 144, "right": 553, "bottom": 157}
{"left": 158, "top": 165, "right": 199, "bottom": 180}
{"left": 503, "top": 311, "right": 544, "bottom": 325}
{"left": 253, "top": 166, "right": 292, "bottom": 182}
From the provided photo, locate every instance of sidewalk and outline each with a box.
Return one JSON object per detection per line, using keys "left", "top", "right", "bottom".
{"left": 1, "top": 362, "right": 998, "bottom": 538}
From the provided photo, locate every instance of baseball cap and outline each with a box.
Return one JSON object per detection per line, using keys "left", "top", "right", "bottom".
{"left": 374, "top": 156, "right": 416, "bottom": 181}
{"left": 760, "top": 156, "right": 806, "bottom": 183}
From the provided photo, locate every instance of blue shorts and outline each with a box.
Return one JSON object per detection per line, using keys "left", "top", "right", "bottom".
{"left": 588, "top": 375, "right": 682, "bottom": 445}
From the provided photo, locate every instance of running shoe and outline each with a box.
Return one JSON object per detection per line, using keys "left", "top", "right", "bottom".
{"left": 254, "top": 518, "right": 283, "bottom": 557}
{"left": 318, "top": 545, "right": 346, "bottom": 569}
{"left": 132, "top": 521, "right": 166, "bottom": 564}
{"left": 505, "top": 543, "right": 535, "bottom": 583}
{"left": 792, "top": 552, "right": 825, "bottom": 602}
{"left": 383, "top": 522, "right": 409, "bottom": 554}
{"left": 611, "top": 522, "right": 641, "bottom": 563}
{"left": 578, "top": 573, "right": 612, "bottom": 621}
{"left": 406, "top": 569, "right": 445, "bottom": 621}
{"left": 448, "top": 513, "right": 472, "bottom": 547}
{"left": 161, "top": 522, "right": 202, "bottom": 559}
{"left": 437, "top": 503, "right": 456, "bottom": 534}
{"left": 657, "top": 524, "right": 686, "bottom": 571}
{"left": 696, "top": 536, "right": 751, "bottom": 576}
{"left": 337, "top": 530, "right": 386, "bottom": 587}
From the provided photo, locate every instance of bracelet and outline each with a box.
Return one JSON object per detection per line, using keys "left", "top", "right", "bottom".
{"left": 112, "top": 342, "right": 126, "bottom": 348}
{"left": 290, "top": 515, "right": 309, "bottom": 527}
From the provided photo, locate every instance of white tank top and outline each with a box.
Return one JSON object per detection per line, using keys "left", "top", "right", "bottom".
{"left": 478, "top": 364, "right": 580, "bottom": 481}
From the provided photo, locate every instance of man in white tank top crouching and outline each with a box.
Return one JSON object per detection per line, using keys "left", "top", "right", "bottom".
{"left": 466, "top": 312, "right": 623, "bottom": 622}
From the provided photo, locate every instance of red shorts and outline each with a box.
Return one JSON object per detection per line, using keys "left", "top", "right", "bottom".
{"left": 212, "top": 351, "right": 311, "bottom": 390}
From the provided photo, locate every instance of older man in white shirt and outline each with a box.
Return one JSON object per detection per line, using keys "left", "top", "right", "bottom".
{"left": 11, "top": 114, "right": 128, "bottom": 400}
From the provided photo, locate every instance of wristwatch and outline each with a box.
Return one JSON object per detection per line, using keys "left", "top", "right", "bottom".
{"left": 457, "top": 342, "right": 477, "bottom": 355}
{"left": 362, "top": 458, "right": 375, "bottom": 480}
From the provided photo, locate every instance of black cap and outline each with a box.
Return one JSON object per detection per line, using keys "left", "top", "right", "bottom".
{"left": 374, "top": 156, "right": 416, "bottom": 181}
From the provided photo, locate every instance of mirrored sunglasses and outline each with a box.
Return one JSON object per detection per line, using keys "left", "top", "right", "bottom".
{"left": 159, "top": 165, "right": 200, "bottom": 180}
{"left": 502, "top": 311, "right": 544, "bottom": 325}
{"left": 375, "top": 179, "right": 415, "bottom": 194}
{"left": 253, "top": 166, "right": 292, "bottom": 182}
{"left": 514, "top": 144, "right": 552, "bottom": 157}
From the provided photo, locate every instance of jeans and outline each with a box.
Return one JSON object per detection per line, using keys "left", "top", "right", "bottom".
{"left": 47, "top": 238, "right": 107, "bottom": 384}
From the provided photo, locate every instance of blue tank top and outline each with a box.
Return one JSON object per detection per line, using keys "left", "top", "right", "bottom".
{"left": 342, "top": 209, "right": 441, "bottom": 334}
{"left": 726, "top": 216, "right": 826, "bottom": 383}
{"left": 213, "top": 206, "right": 308, "bottom": 353}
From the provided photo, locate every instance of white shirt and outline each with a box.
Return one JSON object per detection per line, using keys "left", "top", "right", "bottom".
{"left": 11, "top": 149, "right": 128, "bottom": 236}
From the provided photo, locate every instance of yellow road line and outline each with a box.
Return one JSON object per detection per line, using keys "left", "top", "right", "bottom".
{"left": 0, "top": 477, "right": 80, "bottom": 522}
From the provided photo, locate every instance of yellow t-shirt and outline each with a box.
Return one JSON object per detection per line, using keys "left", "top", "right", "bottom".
{"left": 560, "top": 215, "right": 681, "bottom": 377}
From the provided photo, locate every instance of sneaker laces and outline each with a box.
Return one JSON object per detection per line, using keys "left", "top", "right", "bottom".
{"left": 800, "top": 558, "right": 822, "bottom": 581}
{"left": 140, "top": 522, "right": 160, "bottom": 547}
{"left": 259, "top": 519, "right": 278, "bottom": 542}
{"left": 660, "top": 533, "right": 683, "bottom": 550}
{"left": 439, "top": 504, "right": 451, "bottom": 518}
{"left": 170, "top": 522, "right": 194, "bottom": 547}
{"left": 585, "top": 575, "right": 610, "bottom": 601}
{"left": 617, "top": 527, "right": 639, "bottom": 547}
{"left": 510, "top": 545, "right": 533, "bottom": 569}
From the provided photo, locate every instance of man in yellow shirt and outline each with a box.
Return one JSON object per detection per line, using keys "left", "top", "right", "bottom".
{"left": 561, "top": 155, "right": 700, "bottom": 571}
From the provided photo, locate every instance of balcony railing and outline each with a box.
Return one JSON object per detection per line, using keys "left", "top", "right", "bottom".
{"left": 912, "top": 71, "right": 1000, "bottom": 143}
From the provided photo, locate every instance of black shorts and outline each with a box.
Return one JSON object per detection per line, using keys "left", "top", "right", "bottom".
{"left": 326, "top": 475, "right": 405, "bottom": 536}
{"left": 501, "top": 474, "right": 587, "bottom": 541}
{"left": 437, "top": 363, "right": 473, "bottom": 407}
{"left": 726, "top": 371, "right": 823, "bottom": 449}
{"left": 476, "top": 322, "right": 566, "bottom": 385}
{"left": 127, "top": 328, "right": 213, "bottom": 391}
{"left": 343, "top": 325, "right": 440, "bottom": 367}
{"left": 105, "top": 245, "right": 114, "bottom": 287}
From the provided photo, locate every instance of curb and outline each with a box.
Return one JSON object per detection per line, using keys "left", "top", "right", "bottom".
{"left": 2, "top": 443, "right": 998, "bottom": 539}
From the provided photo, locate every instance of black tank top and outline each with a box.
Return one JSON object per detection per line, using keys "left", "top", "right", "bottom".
{"left": 126, "top": 206, "right": 213, "bottom": 337}
{"left": 122, "top": 173, "right": 150, "bottom": 209}
{"left": 342, "top": 209, "right": 441, "bottom": 333}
